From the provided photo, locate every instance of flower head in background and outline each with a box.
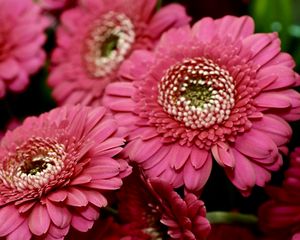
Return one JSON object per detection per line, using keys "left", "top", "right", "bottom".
{"left": 104, "top": 15, "right": 300, "bottom": 196}
{"left": 259, "top": 147, "right": 300, "bottom": 240}
{"left": 0, "top": 105, "right": 130, "bottom": 239}
{"left": 48, "top": 0, "right": 190, "bottom": 106}
{"left": 0, "top": 0, "right": 48, "bottom": 98}
{"left": 117, "top": 168, "right": 211, "bottom": 240}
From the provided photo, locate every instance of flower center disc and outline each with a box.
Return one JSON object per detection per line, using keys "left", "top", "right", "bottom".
{"left": 0, "top": 138, "right": 66, "bottom": 191}
{"left": 84, "top": 11, "right": 135, "bottom": 78}
{"left": 158, "top": 57, "right": 235, "bottom": 129}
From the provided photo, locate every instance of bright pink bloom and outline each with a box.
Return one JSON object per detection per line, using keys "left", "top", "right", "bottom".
{"left": 0, "top": 105, "right": 130, "bottom": 239}
{"left": 259, "top": 147, "right": 300, "bottom": 240}
{"left": 48, "top": 0, "right": 190, "bottom": 106}
{"left": 104, "top": 15, "right": 300, "bottom": 196}
{"left": 0, "top": 118, "right": 19, "bottom": 140}
{"left": 0, "top": 0, "right": 48, "bottom": 98}
{"left": 117, "top": 168, "right": 211, "bottom": 240}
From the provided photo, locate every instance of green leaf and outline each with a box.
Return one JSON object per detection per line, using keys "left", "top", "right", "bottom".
{"left": 250, "top": 0, "right": 293, "bottom": 50}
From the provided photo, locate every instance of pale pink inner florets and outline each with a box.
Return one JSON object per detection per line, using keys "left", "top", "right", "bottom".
{"left": 0, "top": 137, "right": 65, "bottom": 191}
{"left": 158, "top": 57, "right": 235, "bottom": 129}
{"left": 84, "top": 11, "right": 135, "bottom": 78}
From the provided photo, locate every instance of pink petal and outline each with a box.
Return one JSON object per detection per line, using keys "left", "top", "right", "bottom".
{"left": 127, "top": 138, "right": 163, "bottom": 164}
{"left": 7, "top": 220, "right": 31, "bottom": 240}
{"left": 48, "top": 190, "right": 68, "bottom": 202}
{"left": 192, "top": 17, "right": 216, "bottom": 42}
{"left": 0, "top": 205, "right": 24, "bottom": 237}
{"left": 105, "top": 82, "right": 136, "bottom": 97}
{"left": 212, "top": 143, "right": 235, "bottom": 168}
{"left": 0, "top": 59, "right": 19, "bottom": 79}
{"left": 76, "top": 205, "right": 99, "bottom": 221}
{"left": 215, "top": 15, "right": 254, "bottom": 40}
{"left": 253, "top": 114, "right": 292, "bottom": 146}
{"left": 80, "top": 190, "right": 107, "bottom": 208}
{"left": 147, "top": 4, "right": 190, "bottom": 39}
{"left": 234, "top": 128, "right": 278, "bottom": 159}
{"left": 167, "top": 144, "right": 191, "bottom": 170}
{"left": 257, "top": 65, "right": 296, "bottom": 90}
{"left": 226, "top": 148, "right": 256, "bottom": 195}
{"left": 190, "top": 147, "right": 211, "bottom": 169}
{"left": 66, "top": 188, "right": 88, "bottom": 207}
{"left": 254, "top": 92, "right": 291, "bottom": 108}
{"left": 86, "top": 178, "right": 122, "bottom": 190}
{"left": 46, "top": 200, "right": 72, "bottom": 228}
{"left": 183, "top": 156, "right": 212, "bottom": 191}
{"left": 71, "top": 214, "right": 94, "bottom": 232}
{"left": 28, "top": 203, "right": 51, "bottom": 236}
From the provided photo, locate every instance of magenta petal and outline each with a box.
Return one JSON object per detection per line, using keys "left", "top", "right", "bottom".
{"left": 46, "top": 200, "right": 72, "bottom": 228}
{"left": 0, "top": 205, "right": 24, "bottom": 237}
{"left": 253, "top": 114, "right": 292, "bottom": 146}
{"left": 88, "top": 178, "right": 123, "bottom": 190}
{"left": 190, "top": 147, "right": 210, "bottom": 169}
{"left": 28, "top": 203, "right": 51, "bottom": 236}
{"left": 7, "top": 220, "right": 31, "bottom": 240}
{"left": 0, "top": 59, "right": 19, "bottom": 79}
{"left": 257, "top": 65, "right": 296, "bottom": 90}
{"left": 226, "top": 148, "right": 256, "bottom": 195}
{"left": 234, "top": 128, "right": 278, "bottom": 159}
{"left": 48, "top": 190, "right": 68, "bottom": 202}
{"left": 71, "top": 214, "right": 94, "bottom": 232}
{"left": 167, "top": 144, "right": 191, "bottom": 170}
{"left": 212, "top": 144, "right": 235, "bottom": 168}
{"left": 77, "top": 205, "right": 99, "bottom": 221}
{"left": 66, "top": 188, "right": 88, "bottom": 207}
{"left": 80, "top": 190, "right": 108, "bottom": 208}
{"left": 147, "top": 4, "right": 190, "bottom": 39}
{"left": 192, "top": 17, "right": 216, "bottom": 42}
{"left": 215, "top": 15, "right": 254, "bottom": 40}
{"left": 183, "top": 156, "right": 212, "bottom": 191}
{"left": 105, "top": 82, "right": 135, "bottom": 97}
{"left": 47, "top": 224, "right": 70, "bottom": 239}
{"left": 254, "top": 92, "right": 291, "bottom": 108}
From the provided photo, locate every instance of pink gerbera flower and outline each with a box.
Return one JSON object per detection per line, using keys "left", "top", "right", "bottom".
{"left": 0, "top": 0, "right": 48, "bottom": 98}
{"left": 104, "top": 15, "right": 300, "bottom": 196}
{"left": 48, "top": 0, "right": 190, "bottom": 106}
{"left": 117, "top": 168, "right": 211, "bottom": 240}
{"left": 259, "top": 147, "right": 300, "bottom": 240}
{"left": 0, "top": 105, "right": 130, "bottom": 239}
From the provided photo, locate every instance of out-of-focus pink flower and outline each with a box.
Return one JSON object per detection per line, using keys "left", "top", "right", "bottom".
{"left": 259, "top": 147, "right": 300, "bottom": 240}
{"left": 0, "top": 105, "right": 131, "bottom": 239}
{"left": 0, "top": 0, "right": 48, "bottom": 98}
{"left": 48, "top": 0, "right": 190, "bottom": 106}
{"left": 104, "top": 15, "right": 300, "bottom": 196}
{"left": 117, "top": 168, "right": 211, "bottom": 240}
{"left": 208, "top": 224, "right": 257, "bottom": 240}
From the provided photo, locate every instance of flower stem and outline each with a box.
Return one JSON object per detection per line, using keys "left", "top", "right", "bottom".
{"left": 156, "top": 0, "right": 162, "bottom": 10}
{"left": 206, "top": 211, "right": 258, "bottom": 225}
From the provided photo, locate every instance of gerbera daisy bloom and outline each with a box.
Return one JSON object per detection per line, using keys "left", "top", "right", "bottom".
{"left": 48, "top": 0, "right": 190, "bottom": 106}
{"left": 104, "top": 15, "right": 300, "bottom": 196}
{"left": 259, "top": 147, "right": 300, "bottom": 240}
{"left": 0, "top": 0, "right": 48, "bottom": 98}
{"left": 0, "top": 105, "right": 130, "bottom": 239}
{"left": 117, "top": 168, "right": 211, "bottom": 240}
